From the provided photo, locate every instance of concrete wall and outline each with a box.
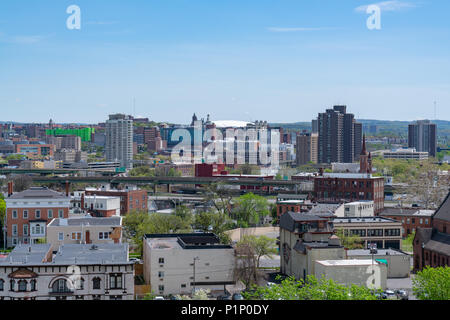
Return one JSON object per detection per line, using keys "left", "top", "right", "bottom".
{"left": 143, "top": 239, "right": 235, "bottom": 296}
{"left": 225, "top": 227, "right": 279, "bottom": 242}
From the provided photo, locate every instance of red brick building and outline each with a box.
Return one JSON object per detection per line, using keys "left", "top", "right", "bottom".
{"left": 5, "top": 185, "right": 70, "bottom": 247}
{"left": 84, "top": 185, "right": 148, "bottom": 214}
{"left": 413, "top": 192, "right": 450, "bottom": 271}
{"left": 379, "top": 207, "right": 434, "bottom": 237}
{"left": 313, "top": 137, "right": 385, "bottom": 214}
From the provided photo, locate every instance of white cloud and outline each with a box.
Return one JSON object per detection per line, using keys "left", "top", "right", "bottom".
{"left": 355, "top": 1, "right": 417, "bottom": 13}
{"left": 267, "top": 27, "right": 337, "bottom": 32}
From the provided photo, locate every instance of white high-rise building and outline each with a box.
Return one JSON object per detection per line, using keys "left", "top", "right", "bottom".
{"left": 105, "top": 114, "right": 133, "bottom": 169}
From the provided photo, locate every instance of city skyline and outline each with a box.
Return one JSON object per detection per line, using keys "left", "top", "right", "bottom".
{"left": 1, "top": 0, "right": 449, "bottom": 123}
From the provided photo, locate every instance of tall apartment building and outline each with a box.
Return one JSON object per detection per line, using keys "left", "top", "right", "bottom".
{"left": 408, "top": 120, "right": 437, "bottom": 157}
{"left": 105, "top": 114, "right": 133, "bottom": 169}
{"left": 317, "top": 106, "right": 362, "bottom": 164}
{"left": 296, "top": 132, "right": 318, "bottom": 166}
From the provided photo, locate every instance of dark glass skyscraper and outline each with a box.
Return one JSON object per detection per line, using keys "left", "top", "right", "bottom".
{"left": 317, "top": 105, "right": 362, "bottom": 164}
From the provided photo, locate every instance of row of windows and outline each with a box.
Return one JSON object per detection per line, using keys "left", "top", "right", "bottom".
{"left": 11, "top": 209, "right": 65, "bottom": 220}
{"left": 0, "top": 279, "right": 36, "bottom": 292}
{"left": 343, "top": 228, "right": 401, "bottom": 237}
{"left": 320, "top": 192, "right": 373, "bottom": 200}
{"left": 318, "top": 180, "right": 374, "bottom": 188}
{"left": 11, "top": 223, "right": 45, "bottom": 237}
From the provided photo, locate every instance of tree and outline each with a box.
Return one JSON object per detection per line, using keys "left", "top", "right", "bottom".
{"left": 234, "top": 240, "right": 259, "bottom": 290}
{"left": 233, "top": 193, "right": 270, "bottom": 227}
{"left": 174, "top": 204, "right": 193, "bottom": 224}
{"left": 11, "top": 175, "right": 32, "bottom": 192}
{"left": 176, "top": 288, "right": 211, "bottom": 300}
{"left": 194, "top": 210, "right": 233, "bottom": 244}
{"left": 122, "top": 211, "right": 192, "bottom": 253}
{"left": 335, "top": 229, "right": 364, "bottom": 249}
{"left": 204, "top": 182, "right": 234, "bottom": 216}
{"left": 239, "top": 235, "right": 277, "bottom": 269}
{"left": 243, "top": 275, "right": 382, "bottom": 300}
{"left": 129, "top": 166, "right": 155, "bottom": 177}
{"left": 412, "top": 266, "right": 450, "bottom": 300}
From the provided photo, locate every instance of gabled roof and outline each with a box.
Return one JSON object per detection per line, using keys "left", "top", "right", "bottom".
{"left": 424, "top": 232, "right": 450, "bottom": 256}
{"left": 433, "top": 191, "right": 450, "bottom": 223}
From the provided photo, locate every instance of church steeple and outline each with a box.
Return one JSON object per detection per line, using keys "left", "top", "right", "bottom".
{"left": 359, "top": 134, "right": 370, "bottom": 173}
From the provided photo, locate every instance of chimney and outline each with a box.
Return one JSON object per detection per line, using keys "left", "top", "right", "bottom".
{"left": 65, "top": 181, "right": 70, "bottom": 197}
{"left": 8, "top": 181, "right": 13, "bottom": 197}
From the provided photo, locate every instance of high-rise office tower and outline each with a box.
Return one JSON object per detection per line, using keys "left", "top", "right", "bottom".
{"left": 408, "top": 120, "right": 437, "bottom": 157}
{"left": 317, "top": 105, "right": 362, "bottom": 164}
{"left": 106, "top": 114, "right": 134, "bottom": 169}
{"left": 311, "top": 119, "right": 318, "bottom": 133}
{"left": 354, "top": 122, "right": 362, "bottom": 161}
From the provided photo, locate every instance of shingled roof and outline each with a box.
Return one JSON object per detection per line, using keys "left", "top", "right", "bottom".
{"left": 433, "top": 191, "right": 450, "bottom": 223}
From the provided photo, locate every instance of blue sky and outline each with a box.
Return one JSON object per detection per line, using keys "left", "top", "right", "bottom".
{"left": 0, "top": 0, "right": 449, "bottom": 124}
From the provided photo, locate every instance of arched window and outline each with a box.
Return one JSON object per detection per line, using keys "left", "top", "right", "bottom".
{"left": 52, "top": 279, "right": 71, "bottom": 293}
{"left": 18, "top": 280, "right": 27, "bottom": 292}
{"left": 30, "top": 280, "right": 37, "bottom": 291}
{"left": 0, "top": 279, "right": 4, "bottom": 291}
{"left": 10, "top": 280, "right": 15, "bottom": 291}
{"left": 93, "top": 277, "right": 101, "bottom": 290}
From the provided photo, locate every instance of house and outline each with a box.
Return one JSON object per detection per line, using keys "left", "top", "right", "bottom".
{"left": 46, "top": 216, "right": 122, "bottom": 250}
{"left": 0, "top": 243, "right": 134, "bottom": 300}
{"left": 279, "top": 212, "right": 346, "bottom": 281}
{"left": 142, "top": 233, "right": 235, "bottom": 296}
{"left": 5, "top": 184, "right": 70, "bottom": 247}
{"left": 413, "top": 192, "right": 450, "bottom": 271}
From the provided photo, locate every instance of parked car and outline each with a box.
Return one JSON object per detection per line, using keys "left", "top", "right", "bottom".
{"left": 395, "top": 290, "right": 409, "bottom": 300}
{"left": 384, "top": 290, "right": 397, "bottom": 300}
{"left": 154, "top": 296, "right": 165, "bottom": 300}
{"left": 232, "top": 293, "right": 244, "bottom": 300}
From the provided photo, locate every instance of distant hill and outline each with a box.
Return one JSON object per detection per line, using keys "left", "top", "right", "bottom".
{"left": 270, "top": 120, "right": 450, "bottom": 139}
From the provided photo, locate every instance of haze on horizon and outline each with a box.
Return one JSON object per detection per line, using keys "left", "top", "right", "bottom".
{"left": 0, "top": 0, "right": 449, "bottom": 124}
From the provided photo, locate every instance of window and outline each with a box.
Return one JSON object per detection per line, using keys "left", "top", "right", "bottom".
{"left": 0, "top": 279, "right": 4, "bottom": 291}
{"left": 99, "top": 232, "right": 109, "bottom": 240}
{"left": 35, "top": 210, "right": 41, "bottom": 219}
{"left": 23, "top": 224, "right": 29, "bottom": 236}
{"left": 23, "top": 210, "right": 28, "bottom": 219}
{"left": 425, "top": 219, "right": 429, "bottom": 225}
{"left": 10, "top": 280, "right": 15, "bottom": 291}
{"left": 158, "top": 271, "right": 164, "bottom": 278}
{"left": 12, "top": 211, "right": 18, "bottom": 219}
{"left": 12, "top": 225, "right": 18, "bottom": 236}
{"left": 58, "top": 232, "right": 64, "bottom": 241}
{"left": 181, "top": 284, "right": 186, "bottom": 288}
{"left": 158, "top": 285, "right": 164, "bottom": 292}
{"left": 159, "top": 258, "right": 165, "bottom": 264}
{"left": 93, "top": 277, "right": 101, "bottom": 290}
{"left": 30, "top": 280, "right": 36, "bottom": 291}
{"left": 18, "top": 280, "right": 27, "bottom": 292}
{"left": 48, "top": 209, "right": 53, "bottom": 219}
{"left": 52, "top": 279, "right": 71, "bottom": 293}
{"left": 109, "top": 274, "right": 122, "bottom": 289}
{"left": 58, "top": 210, "right": 64, "bottom": 218}
{"left": 71, "top": 233, "right": 81, "bottom": 240}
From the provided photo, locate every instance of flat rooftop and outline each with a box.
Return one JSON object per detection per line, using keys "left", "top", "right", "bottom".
{"left": 316, "top": 259, "right": 383, "bottom": 266}
{"left": 347, "top": 249, "right": 409, "bottom": 256}
{"left": 48, "top": 216, "right": 122, "bottom": 227}
{"left": 333, "top": 217, "right": 398, "bottom": 224}
{"left": 144, "top": 233, "right": 233, "bottom": 250}
{"left": 0, "top": 243, "right": 131, "bottom": 266}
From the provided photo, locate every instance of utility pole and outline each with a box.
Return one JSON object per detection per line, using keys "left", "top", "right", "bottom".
{"left": 192, "top": 256, "right": 199, "bottom": 295}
